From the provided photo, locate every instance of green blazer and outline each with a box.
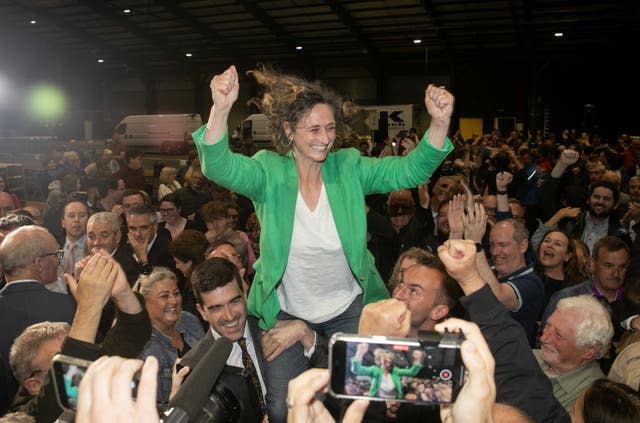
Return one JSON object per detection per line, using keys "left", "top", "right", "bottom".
{"left": 193, "top": 126, "right": 452, "bottom": 330}
{"left": 351, "top": 358, "right": 423, "bottom": 399}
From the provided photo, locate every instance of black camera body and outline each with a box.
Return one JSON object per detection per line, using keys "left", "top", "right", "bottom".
{"left": 178, "top": 336, "right": 261, "bottom": 423}
{"left": 191, "top": 367, "right": 260, "bottom": 423}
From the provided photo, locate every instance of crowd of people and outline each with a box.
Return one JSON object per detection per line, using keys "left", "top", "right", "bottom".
{"left": 0, "top": 63, "right": 639, "bottom": 423}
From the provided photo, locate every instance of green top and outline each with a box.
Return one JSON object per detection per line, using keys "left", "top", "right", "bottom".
{"left": 533, "top": 349, "right": 604, "bottom": 410}
{"left": 351, "top": 358, "right": 423, "bottom": 399}
{"left": 193, "top": 126, "right": 453, "bottom": 329}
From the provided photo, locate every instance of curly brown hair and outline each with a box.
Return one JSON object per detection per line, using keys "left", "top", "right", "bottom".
{"left": 247, "top": 66, "right": 356, "bottom": 155}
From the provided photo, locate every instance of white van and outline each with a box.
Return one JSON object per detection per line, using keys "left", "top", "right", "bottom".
{"left": 241, "top": 113, "right": 273, "bottom": 150}
{"left": 113, "top": 114, "right": 203, "bottom": 153}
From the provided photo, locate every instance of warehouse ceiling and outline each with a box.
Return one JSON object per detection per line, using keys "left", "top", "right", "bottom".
{"left": 2, "top": 0, "right": 638, "bottom": 79}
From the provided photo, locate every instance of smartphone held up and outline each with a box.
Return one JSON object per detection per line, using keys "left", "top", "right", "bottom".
{"left": 51, "top": 354, "right": 140, "bottom": 411}
{"left": 329, "top": 332, "right": 465, "bottom": 405}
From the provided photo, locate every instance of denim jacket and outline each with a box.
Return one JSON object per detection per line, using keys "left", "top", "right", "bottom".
{"left": 140, "top": 311, "right": 205, "bottom": 403}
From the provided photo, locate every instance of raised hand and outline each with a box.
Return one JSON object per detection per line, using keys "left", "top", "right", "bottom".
{"left": 358, "top": 298, "right": 411, "bottom": 337}
{"left": 547, "top": 206, "right": 581, "bottom": 227}
{"left": 447, "top": 194, "right": 465, "bottom": 239}
{"left": 425, "top": 85, "right": 454, "bottom": 123}
{"left": 496, "top": 171, "right": 513, "bottom": 192}
{"left": 459, "top": 180, "right": 475, "bottom": 214}
{"left": 558, "top": 148, "right": 579, "bottom": 167}
{"left": 437, "top": 240, "right": 478, "bottom": 285}
{"left": 210, "top": 65, "right": 239, "bottom": 116}
{"left": 66, "top": 253, "right": 117, "bottom": 310}
{"left": 463, "top": 202, "right": 487, "bottom": 243}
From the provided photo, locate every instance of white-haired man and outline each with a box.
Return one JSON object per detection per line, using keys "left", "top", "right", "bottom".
{"left": 535, "top": 295, "right": 613, "bottom": 410}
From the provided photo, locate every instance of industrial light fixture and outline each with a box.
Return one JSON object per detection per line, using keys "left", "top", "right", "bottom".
{"left": 185, "top": 53, "right": 192, "bottom": 57}
{"left": 296, "top": 46, "right": 303, "bottom": 50}
{"left": 123, "top": 9, "right": 131, "bottom": 13}
{"left": 97, "top": 59, "right": 104, "bottom": 63}
{"left": 30, "top": 20, "right": 36, "bottom": 24}
{"left": 554, "top": 32, "right": 564, "bottom": 37}
{"left": 413, "top": 39, "right": 422, "bottom": 44}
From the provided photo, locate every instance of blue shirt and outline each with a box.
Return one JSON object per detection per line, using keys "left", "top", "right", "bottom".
{"left": 498, "top": 264, "right": 545, "bottom": 345}
{"left": 140, "top": 311, "right": 204, "bottom": 403}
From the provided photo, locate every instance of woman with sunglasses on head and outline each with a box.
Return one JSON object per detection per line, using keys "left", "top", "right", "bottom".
{"left": 135, "top": 267, "right": 204, "bottom": 406}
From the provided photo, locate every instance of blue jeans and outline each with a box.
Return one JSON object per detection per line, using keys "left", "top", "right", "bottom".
{"left": 261, "top": 294, "right": 363, "bottom": 423}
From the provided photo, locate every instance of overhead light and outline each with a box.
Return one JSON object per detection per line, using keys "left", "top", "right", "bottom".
{"left": 554, "top": 32, "right": 564, "bottom": 37}
{"left": 413, "top": 39, "right": 422, "bottom": 44}
{"left": 296, "top": 46, "right": 303, "bottom": 50}
{"left": 185, "top": 53, "right": 192, "bottom": 57}
{"left": 29, "top": 20, "right": 36, "bottom": 24}
{"left": 123, "top": 9, "right": 131, "bottom": 13}
{"left": 97, "top": 59, "right": 104, "bottom": 63}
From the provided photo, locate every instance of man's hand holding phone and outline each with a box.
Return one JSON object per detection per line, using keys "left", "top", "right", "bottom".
{"left": 76, "top": 356, "right": 159, "bottom": 423}
{"left": 435, "top": 319, "right": 495, "bottom": 423}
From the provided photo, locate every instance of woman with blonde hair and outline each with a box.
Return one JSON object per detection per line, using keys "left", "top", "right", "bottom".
{"left": 157, "top": 166, "right": 181, "bottom": 201}
{"left": 135, "top": 267, "right": 204, "bottom": 405}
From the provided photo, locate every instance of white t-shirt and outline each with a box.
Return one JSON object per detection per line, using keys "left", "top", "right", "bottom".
{"left": 278, "top": 183, "right": 362, "bottom": 323}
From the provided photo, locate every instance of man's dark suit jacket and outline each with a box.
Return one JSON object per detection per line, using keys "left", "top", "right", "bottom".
{"left": 0, "top": 281, "right": 76, "bottom": 413}
{"left": 115, "top": 226, "right": 176, "bottom": 286}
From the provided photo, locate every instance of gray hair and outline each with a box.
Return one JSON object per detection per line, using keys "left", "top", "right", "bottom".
{"left": 126, "top": 203, "right": 157, "bottom": 224}
{"left": 493, "top": 218, "right": 529, "bottom": 244}
{"left": 88, "top": 211, "right": 120, "bottom": 232}
{"left": 133, "top": 266, "right": 178, "bottom": 299}
{"left": 0, "top": 226, "right": 55, "bottom": 275}
{"left": 556, "top": 295, "right": 613, "bottom": 359}
{"left": 9, "top": 321, "right": 70, "bottom": 384}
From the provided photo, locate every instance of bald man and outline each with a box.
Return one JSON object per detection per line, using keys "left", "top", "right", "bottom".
{"left": 0, "top": 226, "right": 75, "bottom": 410}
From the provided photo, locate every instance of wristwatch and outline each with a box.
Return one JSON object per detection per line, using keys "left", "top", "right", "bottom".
{"left": 475, "top": 243, "right": 484, "bottom": 252}
{"left": 496, "top": 190, "right": 508, "bottom": 195}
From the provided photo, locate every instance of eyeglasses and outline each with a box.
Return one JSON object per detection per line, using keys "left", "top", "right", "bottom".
{"left": 37, "top": 250, "right": 64, "bottom": 261}
{"left": 158, "top": 207, "right": 175, "bottom": 213}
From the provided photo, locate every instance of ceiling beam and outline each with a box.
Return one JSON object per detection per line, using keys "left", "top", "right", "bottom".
{"left": 154, "top": 0, "right": 252, "bottom": 69}
{"left": 8, "top": 0, "right": 149, "bottom": 72}
{"left": 321, "top": 0, "right": 383, "bottom": 94}
{"left": 420, "top": 0, "right": 454, "bottom": 73}
{"left": 237, "top": 0, "right": 317, "bottom": 78}
{"left": 82, "top": 0, "right": 188, "bottom": 68}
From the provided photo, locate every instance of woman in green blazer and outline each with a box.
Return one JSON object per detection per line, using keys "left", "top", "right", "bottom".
{"left": 193, "top": 64, "right": 454, "bottom": 421}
